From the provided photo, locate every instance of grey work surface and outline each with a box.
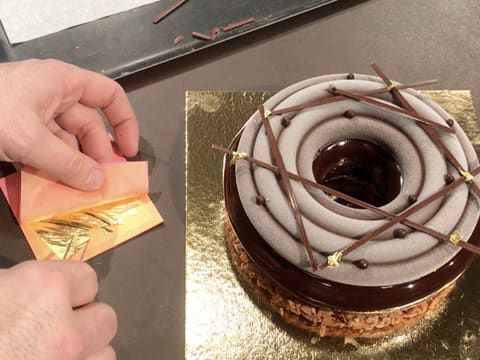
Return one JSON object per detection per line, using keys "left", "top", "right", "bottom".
{"left": 1, "top": 0, "right": 480, "bottom": 359}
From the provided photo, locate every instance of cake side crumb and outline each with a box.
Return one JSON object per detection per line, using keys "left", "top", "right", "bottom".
{"left": 225, "top": 219, "right": 454, "bottom": 339}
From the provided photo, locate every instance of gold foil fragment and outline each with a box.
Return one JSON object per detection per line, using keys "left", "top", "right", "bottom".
{"left": 264, "top": 108, "right": 272, "bottom": 117}
{"left": 460, "top": 170, "right": 474, "bottom": 183}
{"left": 186, "top": 90, "right": 480, "bottom": 360}
{"left": 229, "top": 151, "right": 248, "bottom": 165}
{"left": 327, "top": 251, "right": 343, "bottom": 268}
{"left": 449, "top": 230, "right": 463, "bottom": 245}
{"left": 31, "top": 199, "right": 140, "bottom": 260}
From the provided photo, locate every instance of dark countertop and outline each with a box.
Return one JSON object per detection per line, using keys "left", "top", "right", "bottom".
{"left": 1, "top": 0, "right": 480, "bottom": 359}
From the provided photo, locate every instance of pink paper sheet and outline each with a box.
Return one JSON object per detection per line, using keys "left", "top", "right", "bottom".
{"left": 0, "top": 162, "right": 148, "bottom": 222}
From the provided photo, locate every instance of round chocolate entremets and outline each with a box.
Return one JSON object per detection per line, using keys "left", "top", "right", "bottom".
{"left": 224, "top": 73, "right": 480, "bottom": 311}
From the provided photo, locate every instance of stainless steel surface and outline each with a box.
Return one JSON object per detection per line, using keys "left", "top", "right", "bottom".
{"left": 1, "top": 0, "right": 480, "bottom": 358}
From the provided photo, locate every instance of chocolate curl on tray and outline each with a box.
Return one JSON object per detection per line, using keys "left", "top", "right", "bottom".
{"left": 221, "top": 17, "right": 255, "bottom": 32}
{"left": 257, "top": 104, "right": 317, "bottom": 271}
{"left": 210, "top": 26, "right": 220, "bottom": 41}
{"left": 192, "top": 32, "right": 212, "bottom": 41}
{"left": 153, "top": 0, "right": 188, "bottom": 24}
{"left": 212, "top": 144, "right": 480, "bottom": 257}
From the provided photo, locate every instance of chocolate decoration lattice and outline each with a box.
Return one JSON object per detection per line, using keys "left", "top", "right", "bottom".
{"left": 218, "top": 68, "right": 480, "bottom": 311}
{"left": 223, "top": 134, "right": 480, "bottom": 311}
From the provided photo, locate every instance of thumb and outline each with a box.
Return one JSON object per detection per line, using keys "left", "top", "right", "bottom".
{"left": 18, "top": 127, "right": 105, "bottom": 191}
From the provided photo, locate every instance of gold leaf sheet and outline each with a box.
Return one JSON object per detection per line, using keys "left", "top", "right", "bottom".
{"left": 22, "top": 194, "right": 161, "bottom": 260}
{"left": 186, "top": 90, "right": 480, "bottom": 359}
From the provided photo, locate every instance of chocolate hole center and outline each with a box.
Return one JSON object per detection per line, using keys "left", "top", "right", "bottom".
{"left": 313, "top": 139, "right": 402, "bottom": 208}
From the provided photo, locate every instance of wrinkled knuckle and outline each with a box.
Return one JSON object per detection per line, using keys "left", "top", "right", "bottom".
{"left": 3, "top": 128, "right": 37, "bottom": 163}
{"left": 48, "top": 326, "right": 85, "bottom": 360}
{"left": 40, "top": 268, "right": 70, "bottom": 295}
{"left": 62, "top": 153, "right": 87, "bottom": 182}
{"left": 99, "top": 303, "right": 118, "bottom": 337}
{"left": 83, "top": 264, "right": 99, "bottom": 293}
{"left": 42, "top": 59, "right": 66, "bottom": 71}
{"left": 13, "top": 261, "right": 46, "bottom": 284}
{"left": 105, "top": 346, "right": 117, "bottom": 360}
{"left": 12, "top": 262, "right": 68, "bottom": 296}
{"left": 106, "top": 305, "right": 119, "bottom": 335}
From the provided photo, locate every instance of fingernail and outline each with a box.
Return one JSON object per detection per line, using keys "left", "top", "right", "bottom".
{"left": 85, "top": 168, "right": 105, "bottom": 190}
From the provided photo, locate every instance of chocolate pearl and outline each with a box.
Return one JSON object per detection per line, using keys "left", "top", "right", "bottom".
{"left": 255, "top": 195, "right": 266, "bottom": 205}
{"left": 343, "top": 110, "right": 355, "bottom": 119}
{"left": 408, "top": 194, "right": 417, "bottom": 204}
{"left": 353, "top": 259, "right": 369, "bottom": 269}
{"left": 446, "top": 119, "right": 454, "bottom": 127}
{"left": 393, "top": 228, "right": 407, "bottom": 238}
{"left": 330, "top": 86, "right": 337, "bottom": 92}
{"left": 346, "top": 73, "right": 355, "bottom": 80}
{"left": 445, "top": 174, "right": 455, "bottom": 184}
{"left": 281, "top": 117, "right": 291, "bottom": 127}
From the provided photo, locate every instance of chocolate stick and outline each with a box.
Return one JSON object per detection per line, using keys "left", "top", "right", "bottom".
{"left": 317, "top": 165, "right": 480, "bottom": 270}
{"left": 221, "top": 17, "right": 255, "bottom": 32}
{"left": 258, "top": 105, "right": 317, "bottom": 270}
{"left": 270, "top": 79, "right": 439, "bottom": 116}
{"left": 370, "top": 63, "right": 480, "bottom": 198}
{"left": 153, "top": 0, "right": 188, "bottom": 24}
{"left": 212, "top": 144, "right": 480, "bottom": 256}
{"left": 330, "top": 87, "right": 455, "bottom": 134}
{"left": 192, "top": 32, "right": 212, "bottom": 41}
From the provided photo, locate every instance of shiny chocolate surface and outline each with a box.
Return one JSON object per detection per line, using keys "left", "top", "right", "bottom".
{"left": 313, "top": 139, "right": 402, "bottom": 208}
{"left": 224, "top": 133, "right": 480, "bottom": 312}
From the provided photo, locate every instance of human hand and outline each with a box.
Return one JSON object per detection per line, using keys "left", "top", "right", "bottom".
{"left": 0, "top": 261, "right": 117, "bottom": 360}
{"left": 0, "top": 59, "right": 138, "bottom": 190}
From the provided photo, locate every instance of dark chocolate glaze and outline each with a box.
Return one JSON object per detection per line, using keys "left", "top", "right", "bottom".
{"left": 313, "top": 139, "right": 402, "bottom": 208}
{"left": 224, "top": 133, "right": 480, "bottom": 312}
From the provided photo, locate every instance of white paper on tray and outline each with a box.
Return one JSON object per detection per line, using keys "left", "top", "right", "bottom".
{"left": 0, "top": 0, "right": 158, "bottom": 44}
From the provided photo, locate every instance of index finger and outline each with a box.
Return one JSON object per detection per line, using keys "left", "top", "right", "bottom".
{"left": 79, "top": 72, "right": 139, "bottom": 157}
{"left": 47, "top": 60, "right": 139, "bottom": 157}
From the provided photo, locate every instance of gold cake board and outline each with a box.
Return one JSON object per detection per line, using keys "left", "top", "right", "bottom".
{"left": 186, "top": 90, "right": 480, "bottom": 359}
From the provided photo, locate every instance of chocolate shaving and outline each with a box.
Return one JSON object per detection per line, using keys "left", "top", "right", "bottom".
{"left": 153, "top": 0, "right": 188, "bottom": 24}
{"left": 173, "top": 35, "right": 184, "bottom": 45}
{"left": 221, "top": 17, "right": 255, "bottom": 32}
{"left": 211, "top": 144, "right": 480, "bottom": 257}
{"left": 192, "top": 32, "right": 212, "bottom": 41}
{"left": 257, "top": 105, "right": 317, "bottom": 271}
{"left": 210, "top": 26, "right": 220, "bottom": 41}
